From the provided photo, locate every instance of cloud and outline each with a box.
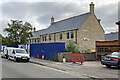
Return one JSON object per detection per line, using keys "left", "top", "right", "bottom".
{"left": 0, "top": 0, "right": 120, "bottom": 36}
{"left": 118, "top": 1, "right": 120, "bottom": 21}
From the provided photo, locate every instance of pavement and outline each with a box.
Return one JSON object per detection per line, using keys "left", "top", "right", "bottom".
{"left": 30, "top": 58, "right": 120, "bottom": 79}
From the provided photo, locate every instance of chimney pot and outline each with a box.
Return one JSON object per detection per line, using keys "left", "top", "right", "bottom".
{"left": 33, "top": 27, "right": 36, "bottom": 32}
{"left": 51, "top": 16, "right": 54, "bottom": 24}
{"left": 89, "top": 2, "right": 95, "bottom": 14}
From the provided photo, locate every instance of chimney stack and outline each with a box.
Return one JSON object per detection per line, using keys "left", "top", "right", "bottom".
{"left": 89, "top": 2, "right": 95, "bottom": 14}
{"left": 33, "top": 27, "right": 36, "bottom": 32}
{"left": 51, "top": 16, "right": 54, "bottom": 24}
{"left": 116, "top": 21, "right": 120, "bottom": 44}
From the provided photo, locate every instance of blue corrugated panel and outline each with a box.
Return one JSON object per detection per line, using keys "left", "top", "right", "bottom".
{"left": 0, "top": 46, "right": 1, "bottom": 52}
{"left": 7, "top": 45, "right": 18, "bottom": 48}
{"left": 30, "top": 43, "right": 65, "bottom": 60}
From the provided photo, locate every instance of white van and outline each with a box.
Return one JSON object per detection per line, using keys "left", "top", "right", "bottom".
{"left": 1, "top": 46, "right": 11, "bottom": 59}
{"left": 8, "top": 48, "right": 30, "bottom": 62}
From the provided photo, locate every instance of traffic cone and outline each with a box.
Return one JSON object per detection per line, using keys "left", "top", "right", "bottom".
{"left": 37, "top": 54, "right": 39, "bottom": 59}
{"left": 42, "top": 55, "right": 44, "bottom": 60}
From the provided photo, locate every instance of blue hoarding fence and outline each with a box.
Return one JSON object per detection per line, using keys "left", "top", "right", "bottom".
{"left": 30, "top": 42, "right": 65, "bottom": 60}
{"left": 0, "top": 46, "right": 1, "bottom": 52}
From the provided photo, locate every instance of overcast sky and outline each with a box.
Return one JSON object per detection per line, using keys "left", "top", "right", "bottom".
{"left": 0, "top": 0, "right": 120, "bottom": 36}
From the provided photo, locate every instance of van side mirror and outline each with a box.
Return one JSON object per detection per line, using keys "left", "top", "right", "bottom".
{"left": 12, "top": 50, "right": 15, "bottom": 54}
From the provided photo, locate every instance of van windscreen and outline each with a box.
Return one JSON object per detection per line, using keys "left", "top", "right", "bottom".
{"left": 15, "top": 49, "right": 26, "bottom": 54}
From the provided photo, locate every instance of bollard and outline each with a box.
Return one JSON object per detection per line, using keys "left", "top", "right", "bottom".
{"left": 63, "top": 58, "right": 66, "bottom": 63}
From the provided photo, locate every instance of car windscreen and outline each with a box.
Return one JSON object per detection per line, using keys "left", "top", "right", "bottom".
{"left": 112, "top": 52, "right": 120, "bottom": 57}
{"left": 15, "top": 49, "right": 27, "bottom": 54}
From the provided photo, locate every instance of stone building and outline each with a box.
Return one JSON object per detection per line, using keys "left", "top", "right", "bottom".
{"left": 28, "top": 2, "right": 105, "bottom": 51}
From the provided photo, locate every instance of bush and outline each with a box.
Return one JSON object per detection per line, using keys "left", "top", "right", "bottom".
{"left": 50, "top": 54, "right": 58, "bottom": 62}
{"left": 66, "top": 41, "right": 80, "bottom": 53}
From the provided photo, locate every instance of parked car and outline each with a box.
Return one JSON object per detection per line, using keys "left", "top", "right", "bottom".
{"left": 8, "top": 48, "right": 30, "bottom": 62}
{"left": 1, "top": 46, "right": 11, "bottom": 59}
{"left": 101, "top": 52, "right": 120, "bottom": 68}
{"left": 0, "top": 51, "right": 4, "bottom": 58}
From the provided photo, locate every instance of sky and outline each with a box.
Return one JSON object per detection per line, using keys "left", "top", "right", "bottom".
{"left": 0, "top": 0, "right": 120, "bottom": 36}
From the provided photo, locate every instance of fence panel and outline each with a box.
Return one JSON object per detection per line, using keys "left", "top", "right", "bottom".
{"left": 30, "top": 43, "right": 65, "bottom": 60}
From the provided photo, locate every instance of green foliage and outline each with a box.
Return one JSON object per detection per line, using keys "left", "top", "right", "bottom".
{"left": 84, "top": 56, "right": 89, "bottom": 61}
{"left": 66, "top": 58, "right": 71, "bottom": 62}
{"left": 50, "top": 54, "right": 58, "bottom": 62}
{"left": 4, "top": 20, "right": 33, "bottom": 45}
{"left": 2, "top": 37, "right": 8, "bottom": 45}
{"left": 66, "top": 41, "right": 80, "bottom": 53}
{"left": 80, "top": 49, "right": 89, "bottom": 53}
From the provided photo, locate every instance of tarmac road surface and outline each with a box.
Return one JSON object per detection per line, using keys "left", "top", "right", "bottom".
{"left": 2, "top": 58, "right": 84, "bottom": 78}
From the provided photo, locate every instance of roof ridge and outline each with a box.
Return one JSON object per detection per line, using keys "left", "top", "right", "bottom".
{"left": 105, "top": 32, "right": 118, "bottom": 35}
{"left": 34, "top": 28, "right": 48, "bottom": 32}
{"left": 53, "top": 12, "right": 91, "bottom": 24}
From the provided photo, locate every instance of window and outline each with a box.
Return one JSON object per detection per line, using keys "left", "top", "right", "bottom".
{"left": 67, "top": 32, "right": 69, "bottom": 39}
{"left": 42, "top": 36, "right": 47, "bottom": 41}
{"left": 30, "top": 40, "right": 31, "bottom": 43}
{"left": 49, "top": 35, "right": 51, "bottom": 40}
{"left": 60, "top": 33, "right": 62, "bottom": 40}
{"left": 42, "top": 36, "right": 44, "bottom": 41}
{"left": 71, "top": 32, "right": 74, "bottom": 39}
{"left": 105, "top": 48, "right": 111, "bottom": 52}
{"left": 45, "top": 36, "right": 46, "bottom": 41}
{"left": 32, "top": 39, "right": 34, "bottom": 43}
{"left": 35, "top": 39, "right": 36, "bottom": 43}
{"left": 98, "top": 48, "right": 104, "bottom": 52}
{"left": 38, "top": 39, "right": 39, "bottom": 43}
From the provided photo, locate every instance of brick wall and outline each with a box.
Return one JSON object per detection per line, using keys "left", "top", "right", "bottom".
{"left": 96, "top": 40, "right": 118, "bottom": 46}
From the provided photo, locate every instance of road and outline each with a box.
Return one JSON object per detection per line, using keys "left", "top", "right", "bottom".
{"left": 2, "top": 58, "right": 84, "bottom": 78}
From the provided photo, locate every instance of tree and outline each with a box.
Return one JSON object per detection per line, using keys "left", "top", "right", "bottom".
{"left": 4, "top": 20, "right": 33, "bottom": 45}
{"left": 2, "top": 37, "right": 8, "bottom": 45}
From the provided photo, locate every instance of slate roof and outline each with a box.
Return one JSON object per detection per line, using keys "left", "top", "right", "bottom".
{"left": 105, "top": 32, "right": 118, "bottom": 41}
{"left": 30, "top": 12, "right": 91, "bottom": 39}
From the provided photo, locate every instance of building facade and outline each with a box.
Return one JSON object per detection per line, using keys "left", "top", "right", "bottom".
{"left": 28, "top": 2, "right": 105, "bottom": 51}
{"left": 96, "top": 21, "right": 120, "bottom": 59}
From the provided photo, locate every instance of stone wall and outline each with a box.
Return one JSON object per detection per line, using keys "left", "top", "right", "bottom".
{"left": 77, "top": 14, "right": 105, "bottom": 50}
{"left": 58, "top": 52, "right": 96, "bottom": 62}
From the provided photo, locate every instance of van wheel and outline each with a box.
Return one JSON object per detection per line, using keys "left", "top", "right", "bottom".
{"left": 5, "top": 56, "right": 8, "bottom": 59}
{"left": 8, "top": 56, "right": 10, "bottom": 60}
{"left": 14, "top": 58, "right": 17, "bottom": 62}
